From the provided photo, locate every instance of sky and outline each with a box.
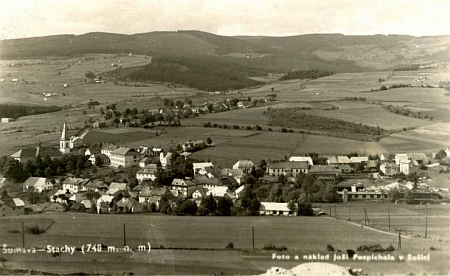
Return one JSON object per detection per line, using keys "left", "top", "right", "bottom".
{"left": 0, "top": 0, "right": 449, "bottom": 40}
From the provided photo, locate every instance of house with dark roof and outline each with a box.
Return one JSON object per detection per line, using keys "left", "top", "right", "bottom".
{"left": 266, "top": 161, "right": 309, "bottom": 176}
{"left": 194, "top": 175, "right": 222, "bottom": 191}
{"left": 0, "top": 198, "right": 25, "bottom": 216}
{"left": 309, "top": 165, "right": 340, "bottom": 182}
{"left": 11, "top": 145, "right": 62, "bottom": 163}
{"left": 170, "top": 178, "right": 203, "bottom": 198}
{"left": 139, "top": 186, "right": 176, "bottom": 209}
{"left": 62, "top": 177, "right": 91, "bottom": 194}
{"left": 84, "top": 179, "right": 108, "bottom": 192}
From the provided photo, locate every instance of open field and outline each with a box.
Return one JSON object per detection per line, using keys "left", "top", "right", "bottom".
{"left": 0, "top": 212, "right": 448, "bottom": 275}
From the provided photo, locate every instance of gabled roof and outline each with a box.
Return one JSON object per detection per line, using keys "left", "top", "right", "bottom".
{"left": 111, "top": 147, "right": 141, "bottom": 156}
{"left": 327, "top": 156, "right": 338, "bottom": 164}
{"left": 11, "top": 147, "right": 61, "bottom": 159}
{"left": 206, "top": 186, "right": 236, "bottom": 199}
{"left": 309, "top": 165, "right": 339, "bottom": 174}
{"left": 85, "top": 179, "right": 106, "bottom": 189}
{"left": 221, "top": 168, "right": 244, "bottom": 178}
{"left": 194, "top": 175, "right": 221, "bottom": 185}
{"left": 193, "top": 162, "right": 214, "bottom": 170}
{"left": 171, "top": 178, "right": 198, "bottom": 187}
{"left": 102, "top": 144, "right": 119, "bottom": 151}
{"left": 63, "top": 177, "right": 90, "bottom": 187}
{"left": 108, "top": 182, "right": 128, "bottom": 194}
{"left": 24, "top": 177, "right": 46, "bottom": 187}
{"left": 337, "top": 156, "right": 352, "bottom": 164}
{"left": 268, "top": 161, "right": 309, "bottom": 170}
{"left": 12, "top": 198, "right": 25, "bottom": 207}
{"left": 350, "top": 157, "right": 369, "bottom": 163}
{"left": 288, "top": 156, "right": 314, "bottom": 165}
{"left": 260, "top": 202, "right": 291, "bottom": 212}
{"left": 149, "top": 187, "right": 170, "bottom": 197}
{"left": 233, "top": 160, "right": 254, "bottom": 168}
{"left": 139, "top": 186, "right": 153, "bottom": 197}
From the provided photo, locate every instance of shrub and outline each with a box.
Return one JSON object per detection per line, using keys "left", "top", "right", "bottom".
{"left": 281, "top": 128, "right": 288, "bottom": 133}
{"left": 26, "top": 226, "right": 45, "bottom": 235}
{"left": 327, "top": 244, "right": 335, "bottom": 252}
{"left": 226, "top": 242, "right": 234, "bottom": 249}
{"left": 262, "top": 243, "right": 287, "bottom": 251}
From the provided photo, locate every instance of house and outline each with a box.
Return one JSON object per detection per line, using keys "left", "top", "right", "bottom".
{"left": 399, "top": 160, "right": 418, "bottom": 175}
{"left": 288, "top": 156, "right": 314, "bottom": 166}
{"left": 234, "top": 185, "right": 247, "bottom": 199}
{"left": 193, "top": 162, "right": 214, "bottom": 175}
{"left": 206, "top": 186, "right": 236, "bottom": 200}
{"left": 266, "top": 161, "right": 309, "bottom": 176}
{"left": 395, "top": 153, "right": 428, "bottom": 165}
{"left": 89, "top": 153, "right": 110, "bottom": 166}
{"left": 62, "top": 177, "right": 91, "bottom": 194}
{"left": 309, "top": 165, "right": 339, "bottom": 182}
{"left": 350, "top": 157, "right": 369, "bottom": 164}
{"left": 1, "top": 118, "right": 15, "bottom": 123}
{"left": 10, "top": 144, "right": 62, "bottom": 163}
{"left": 23, "top": 177, "right": 53, "bottom": 193}
{"left": 194, "top": 175, "right": 222, "bottom": 191}
{"left": 116, "top": 198, "right": 137, "bottom": 213}
{"left": 101, "top": 144, "right": 119, "bottom": 157}
{"left": 233, "top": 160, "right": 255, "bottom": 173}
{"left": 337, "top": 156, "right": 352, "bottom": 165}
{"left": 380, "top": 162, "right": 399, "bottom": 176}
{"left": 136, "top": 164, "right": 159, "bottom": 182}
{"left": 170, "top": 178, "right": 203, "bottom": 198}
{"left": 69, "top": 136, "right": 85, "bottom": 149}
{"left": 339, "top": 189, "right": 389, "bottom": 202}
{"left": 327, "top": 156, "right": 338, "bottom": 165}
{"left": 338, "top": 164, "right": 352, "bottom": 174}
{"left": 84, "top": 179, "right": 108, "bottom": 192}
{"left": 259, "top": 202, "right": 297, "bottom": 216}
{"left": 160, "top": 152, "right": 172, "bottom": 169}
{"left": 191, "top": 188, "right": 207, "bottom": 200}
{"left": 107, "top": 182, "right": 128, "bottom": 195}
{"left": 85, "top": 147, "right": 101, "bottom": 156}
{"left": 221, "top": 168, "right": 244, "bottom": 184}
{"left": 110, "top": 147, "right": 143, "bottom": 168}
{"left": 0, "top": 198, "right": 25, "bottom": 217}
{"left": 0, "top": 178, "right": 11, "bottom": 189}
{"left": 139, "top": 186, "right": 176, "bottom": 209}
{"left": 182, "top": 140, "right": 205, "bottom": 152}
{"left": 93, "top": 119, "right": 106, "bottom": 129}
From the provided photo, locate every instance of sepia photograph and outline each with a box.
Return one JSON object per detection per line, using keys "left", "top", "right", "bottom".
{"left": 0, "top": 0, "right": 449, "bottom": 275}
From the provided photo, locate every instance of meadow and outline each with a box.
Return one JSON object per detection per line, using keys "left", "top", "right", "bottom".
{"left": 0, "top": 212, "right": 448, "bottom": 275}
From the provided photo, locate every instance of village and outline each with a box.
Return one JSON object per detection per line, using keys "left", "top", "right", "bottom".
{"left": 1, "top": 119, "right": 449, "bottom": 218}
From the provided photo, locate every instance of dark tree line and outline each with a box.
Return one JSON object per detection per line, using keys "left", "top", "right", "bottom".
{"left": 280, "top": 69, "right": 335, "bottom": 81}
{"left": 0, "top": 104, "right": 62, "bottom": 119}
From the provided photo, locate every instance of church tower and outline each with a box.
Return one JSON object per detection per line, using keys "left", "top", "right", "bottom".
{"left": 60, "top": 122, "right": 70, "bottom": 154}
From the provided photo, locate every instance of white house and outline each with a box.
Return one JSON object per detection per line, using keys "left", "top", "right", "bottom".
{"left": 136, "top": 164, "right": 159, "bottom": 182}
{"left": 110, "top": 147, "right": 143, "bottom": 168}
{"left": 399, "top": 160, "right": 418, "bottom": 175}
{"left": 206, "top": 186, "right": 236, "bottom": 199}
{"left": 193, "top": 162, "right": 214, "bottom": 175}
{"left": 288, "top": 156, "right": 314, "bottom": 166}
{"left": 259, "top": 202, "right": 297, "bottom": 216}
{"left": 233, "top": 160, "right": 254, "bottom": 173}
{"left": 62, "top": 177, "right": 90, "bottom": 194}
{"left": 160, "top": 152, "right": 172, "bottom": 169}
{"left": 101, "top": 145, "right": 119, "bottom": 158}
{"left": 266, "top": 161, "right": 309, "bottom": 176}
{"left": 23, "top": 177, "right": 53, "bottom": 193}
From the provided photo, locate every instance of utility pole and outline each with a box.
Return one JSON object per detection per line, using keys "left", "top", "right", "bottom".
{"left": 334, "top": 202, "right": 337, "bottom": 219}
{"left": 252, "top": 226, "right": 255, "bottom": 252}
{"left": 22, "top": 221, "right": 25, "bottom": 248}
{"left": 388, "top": 211, "right": 391, "bottom": 231}
{"left": 364, "top": 208, "right": 370, "bottom": 226}
{"left": 397, "top": 229, "right": 402, "bottom": 249}
{"left": 123, "top": 223, "right": 126, "bottom": 247}
{"left": 425, "top": 204, "right": 428, "bottom": 238}
{"left": 348, "top": 204, "right": 351, "bottom": 221}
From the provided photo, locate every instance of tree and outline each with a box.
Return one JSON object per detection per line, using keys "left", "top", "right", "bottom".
{"left": 435, "top": 149, "right": 447, "bottom": 160}
{"left": 175, "top": 200, "right": 198, "bottom": 215}
{"left": 85, "top": 71, "right": 96, "bottom": 79}
{"left": 165, "top": 113, "right": 174, "bottom": 126}
{"left": 241, "top": 186, "right": 260, "bottom": 215}
{"left": 200, "top": 194, "right": 216, "bottom": 215}
{"left": 216, "top": 197, "right": 232, "bottom": 216}
{"left": 159, "top": 195, "right": 171, "bottom": 214}
{"left": 206, "top": 137, "right": 212, "bottom": 146}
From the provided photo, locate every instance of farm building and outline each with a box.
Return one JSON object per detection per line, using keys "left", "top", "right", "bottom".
{"left": 259, "top": 202, "right": 297, "bottom": 216}
{"left": 233, "top": 160, "right": 255, "bottom": 173}
{"left": 182, "top": 140, "right": 206, "bottom": 152}
{"left": 0, "top": 198, "right": 25, "bottom": 217}
{"left": 308, "top": 165, "right": 339, "bottom": 182}
{"left": 1, "top": 118, "right": 15, "bottom": 123}
{"left": 23, "top": 177, "right": 53, "bottom": 193}
{"left": 395, "top": 153, "right": 428, "bottom": 165}
{"left": 11, "top": 144, "right": 62, "bottom": 163}
{"left": 288, "top": 156, "right": 314, "bottom": 166}
{"left": 266, "top": 161, "right": 309, "bottom": 176}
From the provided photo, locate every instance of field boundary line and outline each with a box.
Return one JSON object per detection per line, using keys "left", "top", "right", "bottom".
{"left": 325, "top": 217, "right": 411, "bottom": 239}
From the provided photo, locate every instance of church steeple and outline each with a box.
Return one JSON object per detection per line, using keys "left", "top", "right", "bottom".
{"left": 60, "top": 122, "right": 70, "bottom": 154}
